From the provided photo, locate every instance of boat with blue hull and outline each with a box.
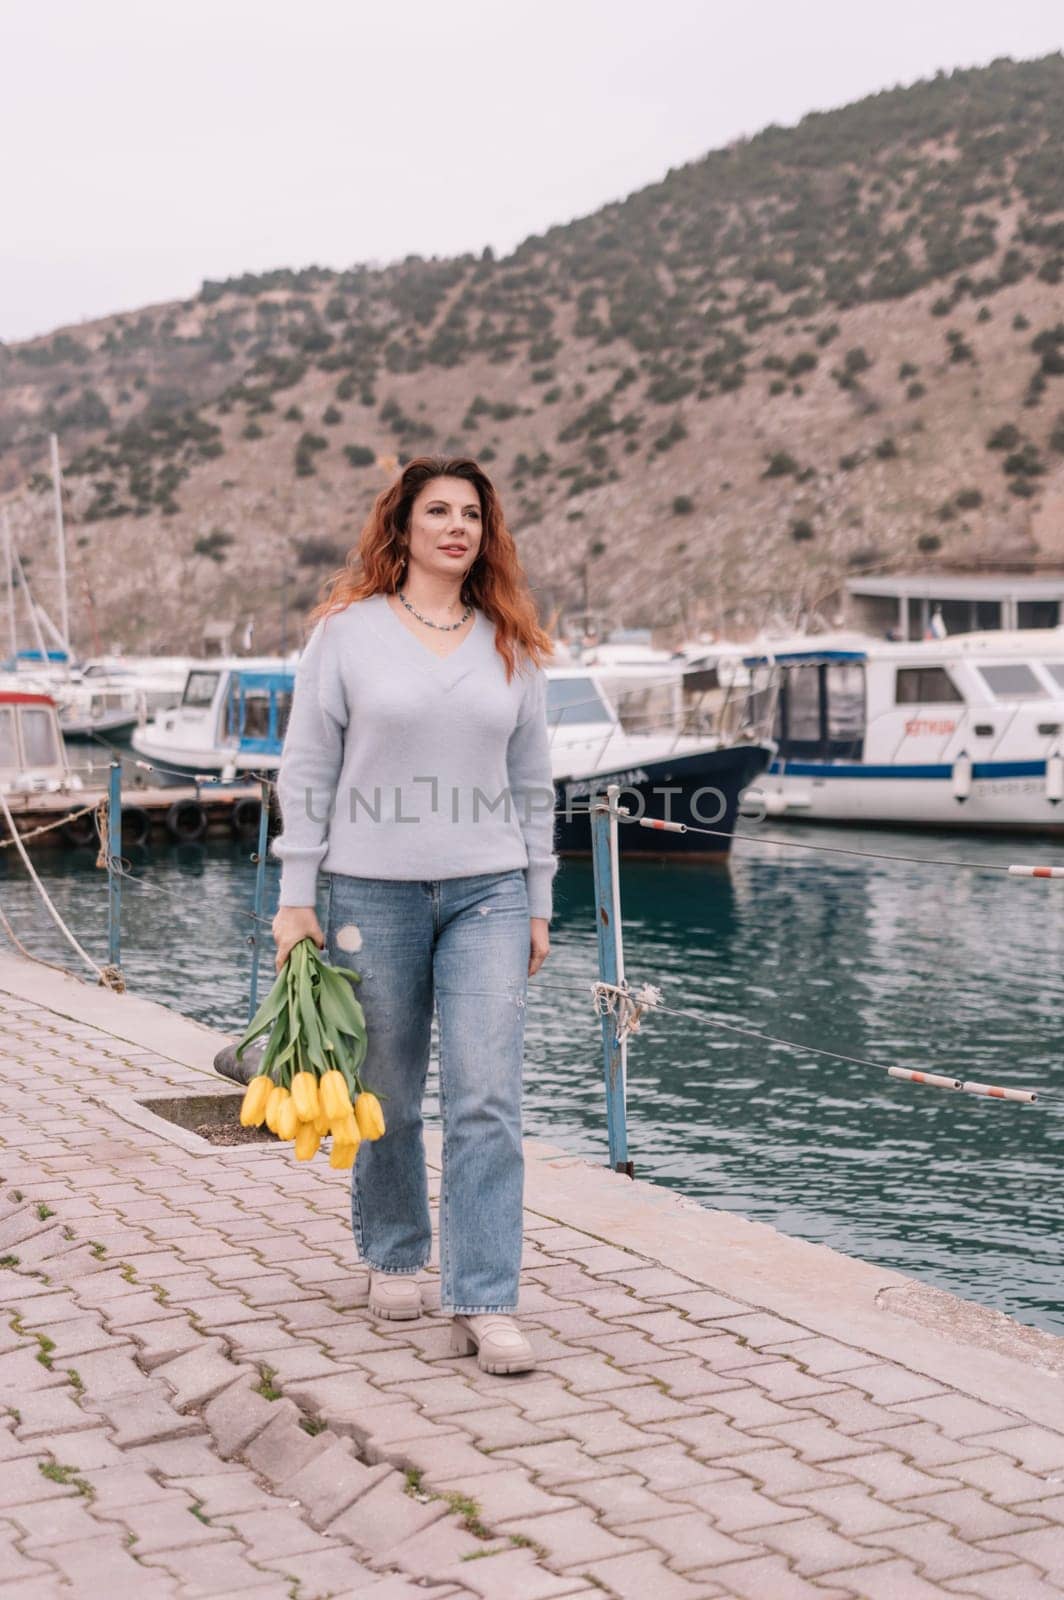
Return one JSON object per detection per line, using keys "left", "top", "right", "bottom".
{"left": 743, "top": 630, "right": 1064, "bottom": 833}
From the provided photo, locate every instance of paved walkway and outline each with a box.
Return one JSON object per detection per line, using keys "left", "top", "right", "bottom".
{"left": 1, "top": 950, "right": 1062, "bottom": 1599}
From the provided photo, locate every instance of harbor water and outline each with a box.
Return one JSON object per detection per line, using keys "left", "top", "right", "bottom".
{"left": 2, "top": 822, "right": 1061, "bottom": 1335}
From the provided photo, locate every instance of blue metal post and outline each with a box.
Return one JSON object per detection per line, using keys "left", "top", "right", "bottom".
{"left": 590, "top": 783, "right": 632, "bottom": 1174}
{"left": 107, "top": 759, "right": 122, "bottom": 971}
{"left": 247, "top": 778, "right": 271, "bottom": 1025}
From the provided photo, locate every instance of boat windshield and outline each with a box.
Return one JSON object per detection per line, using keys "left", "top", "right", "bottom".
{"left": 975, "top": 664, "right": 1047, "bottom": 700}
{"left": 1042, "top": 662, "right": 1064, "bottom": 692}
{"left": 182, "top": 671, "right": 221, "bottom": 708}
{"left": 547, "top": 677, "right": 613, "bottom": 726}
{"left": 20, "top": 707, "right": 60, "bottom": 767}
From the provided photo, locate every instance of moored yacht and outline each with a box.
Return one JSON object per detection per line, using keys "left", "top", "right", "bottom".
{"left": 743, "top": 629, "right": 1064, "bottom": 832}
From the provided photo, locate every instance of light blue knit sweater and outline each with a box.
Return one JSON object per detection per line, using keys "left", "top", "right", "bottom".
{"left": 272, "top": 595, "right": 558, "bottom": 919}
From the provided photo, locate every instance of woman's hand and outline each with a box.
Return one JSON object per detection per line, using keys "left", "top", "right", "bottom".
{"left": 273, "top": 905, "right": 324, "bottom": 973}
{"left": 528, "top": 916, "right": 550, "bottom": 977}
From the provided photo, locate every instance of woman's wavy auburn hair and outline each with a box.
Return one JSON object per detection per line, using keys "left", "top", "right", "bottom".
{"left": 310, "top": 456, "right": 553, "bottom": 680}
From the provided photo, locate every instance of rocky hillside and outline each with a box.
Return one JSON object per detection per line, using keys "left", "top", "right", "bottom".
{"left": 3, "top": 53, "right": 1064, "bottom": 652}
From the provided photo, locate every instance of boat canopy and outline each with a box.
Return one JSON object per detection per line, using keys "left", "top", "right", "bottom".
{"left": 742, "top": 648, "right": 868, "bottom": 667}
{"left": 224, "top": 670, "right": 294, "bottom": 754}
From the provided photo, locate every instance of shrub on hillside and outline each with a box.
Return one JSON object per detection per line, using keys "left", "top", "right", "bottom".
{"left": 764, "top": 450, "right": 799, "bottom": 477}
{"left": 790, "top": 518, "right": 815, "bottom": 541}
{"left": 343, "top": 445, "right": 376, "bottom": 467}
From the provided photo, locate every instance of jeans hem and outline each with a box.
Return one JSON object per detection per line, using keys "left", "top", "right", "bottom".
{"left": 445, "top": 1304, "right": 519, "bottom": 1316}
{"left": 365, "top": 1261, "right": 430, "bottom": 1276}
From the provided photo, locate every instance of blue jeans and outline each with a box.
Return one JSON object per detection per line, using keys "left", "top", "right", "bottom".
{"left": 325, "top": 869, "right": 530, "bottom": 1314}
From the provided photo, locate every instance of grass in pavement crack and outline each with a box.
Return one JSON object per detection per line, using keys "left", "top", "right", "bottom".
{"left": 0, "top": 1255, "right": 19, "bottom": 1269}
{"left": 119, "top": 1262, "right": 138, "bottom": 1283}
{"left": 34, "top": 1333, "right": 55, "bottom": 1369}
{"left": 89, "top": 1242, "right": 107, "bottom": 1259}
{"left": 66, "top": 1369, "right": 84, "bottom": 1395}
{"left": 39, "top": 1461, "right": 94, "bottom": 1499}
{"left": 509, "top": 1532, "right": 549, "bottom": 1557}
{"left": 189, "top": 1500, "right": 210, "bottom": 1524}
{"left": 61, "top": 1225, "right": 75, "bottom": 1240}
{"left": 442, "top": 1491, "right": 492, "bottom": 1539}
{"left": 36, "top": 1204, "right": 54, "bottom": 1221}
{"left": 255, "top": 1365, "right": 282, "bottom": 1402}
{"left": 299, "top": 1416, "right": 326, "bottom": 1436}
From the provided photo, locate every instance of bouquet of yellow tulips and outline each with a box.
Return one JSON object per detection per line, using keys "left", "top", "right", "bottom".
{"left": 235, "top": 938, "right": 384, "bottom": 1168}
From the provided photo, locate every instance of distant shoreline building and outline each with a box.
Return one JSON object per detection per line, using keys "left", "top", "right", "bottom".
{"left": 845, "top": 574, "right": 1064, "bottom": 639}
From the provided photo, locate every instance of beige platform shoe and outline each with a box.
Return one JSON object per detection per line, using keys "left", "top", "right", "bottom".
{"left": 368, "top": 1271, "right": 422, "bottom": 1320}
{"left": 450, "top": 1313, "right": 535, "bottom": 1374}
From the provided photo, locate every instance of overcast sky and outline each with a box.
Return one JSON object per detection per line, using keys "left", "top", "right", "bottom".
{"left": 2, "top": 0, "right": 1062, "bottom": 344}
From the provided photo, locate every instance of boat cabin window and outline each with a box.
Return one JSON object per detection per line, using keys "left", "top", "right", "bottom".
{"left": 895, "top": 667, "right": 962, "bottom": 705}
{"left": 182, "top": 671, "right": 221, "bottom": 708}
{"left": 775, "top": 661, "right": 866, "bottom": 761}
{"left": 20, "top": 707, "right": 59, "bottom": 767}
{"left": 546, "top": 677, "right": 612, "bottom": 726}
{"left": 975, "top": 664, "right": 1047, "bottom": 700}
{"left": 0, "top": 708, "right": 16, "bottom": 770}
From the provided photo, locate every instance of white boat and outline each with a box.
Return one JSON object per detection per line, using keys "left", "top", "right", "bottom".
{"left": 743, "top": 629, "right": 1064, "bottom": 832}
{"left": 0, "top": 690, "right": 82, "bottom": 795}
{"left": 131, "top": 659, "right": 299, "bottom": 782}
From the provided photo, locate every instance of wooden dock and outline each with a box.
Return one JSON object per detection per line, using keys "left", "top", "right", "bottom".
{"left": 1, "top": 781, "right": 269, "bottom": 851}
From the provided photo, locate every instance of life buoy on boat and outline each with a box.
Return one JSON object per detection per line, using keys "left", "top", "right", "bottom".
{"left": 230, "top": 796, "right": 263, "bottom": 841}
{"left": 951, "top": 750, "right": 973, "bottom": 803}
{"left": 1046, "top": 748, "right": 1064, "bottom": 805}
{"left": 165, "top": 798, "right": 208, "bottom": 843}
{"left": 60, "top": 810, "right": 97, "bottom": 849}
{"left": 120, "top": 805, "right": 152, "bottom": 848}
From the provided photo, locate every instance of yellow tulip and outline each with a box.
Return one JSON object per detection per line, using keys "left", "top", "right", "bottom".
{"left": 294, "top": 1122, "right": 321, "bottom": 1161}
{"left": 329, "top": 1141, "right": 357, "bottom": 1170}
{"left": 320, "top": 1070, "right": 352, "bottom": 1121}
{"left": 354, "top": 1092, "right": 385, "bottom": 1141}
{"left": 290, "top": 1071, "right": 320, "bottom": 1122}
{"left": 240, "top": 1075, "right": 272, "bottom": 1127}
{"left": 265, "top": 1085, "right": 287, "bottom": 1133}
{"left": 276, "top": 1097, "right": 300, "bottom": 1142}
{"left": 313, "top": 1108, "right": 331, "bottom": 1136}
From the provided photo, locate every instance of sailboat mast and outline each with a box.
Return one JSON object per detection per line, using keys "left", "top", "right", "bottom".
{"left": 49, "top": 433, "right": 70, "bottom": 655}
{"left": 2, "top": 508, "right": 16, "bottom": 659}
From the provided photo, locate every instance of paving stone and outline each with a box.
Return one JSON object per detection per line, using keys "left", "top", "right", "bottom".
{"left": 581, "top": 1544, "right": 729, "bottom": 1599}
{"left": 0, "top": 1454, "right": 81, "bottom": 1507}
{"left": 978, "top": 1526, "right": 1064, "bottom": 1581}
{"left": 840, "top": 1363, "right": 948, "bottom": 1407}
{"left": 653, "top": 1410, "right": 772, "bottom": 1461}
{"left": 170, "top": 1468, "right": 278, "bottom": 1517}
{"left": 372, "top": 1513, "right": 499, "bottom": 1577}
{"left": 377, "top": 1430, "right": 502, "bottom": 1484}
{"left": 202, "top": 1376, "right": 283, "bottom": 1457}
{"left": 122, "top": 1315, "right": 202, "bottom": 1370}
{"left": 153, "top": 1339, "right": 241, "bottom": 1412}
{"left": 966, "top": 1424, "right": 1064, "bottom": 1472}
{"left": 33, "top": 1427, "right": 123, "bottom": 1470}
{"left": 662, "top": 1475, "right": 810, "bottom": 1532}
{"left": 444, "top": 1467, "right": 580, "bottom": 1523}
{"left": 607, "top": 1441, "right": 717, "bottom": 1494}
{"left": 243, "top": 1407, "right": 325, "bottom": 1483}
{"left": 510, "top": 1382, "right": 610, "bottom": 1424}
{"left": 742, "top": 1360, "right": 841, "bottom": 1403}
{"left": 223, "top": 1504, "right": 338, "bottom": 1561}
{"left": 942, "top": 1563, "right": 1064, "bottom": 1600}
{"left": 930, "top": 1452, "right": 1063, "bottom": 1503}
{"left": 503, "top": 1438, "right": 618, "bottom": 1488}
{"left": 783, "top": 1483, "right": 926, "bottom": 1536}
{"left": 858, "top": 1519, "right": 1019, "bottom": 1581}
{"left": 452, "top": 1405, "right": 562, "bottom": 1452}
{"left": 282, "top": 1442, "right": 392, "bottom": 1528}
{"left": 448, "top": 1547, "right": 598, "bottom": 1597}
{"left": 63, "top": 1343, "right": 154, "bottom": 1400}
{"left": 733, "top": 1514, "right": 892, "bottom": 1577}
{"left": 626, "top": 1507, "right": 755, "bottom": 1570}
{"left": 561, "top": 1470, "right": 700, "bottom": 1529}
{"left": 501, "top": 1502, "right": 648, "bottom": 1567}
{"left": 823, "top": 1556, "right": 977, "bottom": 1599}
{"left": 82, "top": 1460, "right": 177, "bottom": 1509}
{"left": 757, "top": 1416, "right": 880, "bottom": 1465}
{"left": 712, "top": 1445, "right": 843, "bottom": 1497}
{"left": 47, "top": 1533, "right": 178, "bottom": 1594}
{"left": 9, "top": 1386, "right": 100, "bottom": 1440}
{"left": 859, "top": 1422, "right": 989, "bottom": 1468}
{"left": 895, "top": 1485, "right": 1046, "bottom": 1540}
{"left": 142, "top": 1537, "right": 282, "bottom": 1596}
{"left": 763, "top": 1335, "right": 876, "bottom": 1375}
{"left": 327, "top": 1471, "right": 450, "bottom": 1552}
{"left": 96, "top": 1492, "right": 229, "bottom": 1553}
{"left": 9, "top": 1496, "right": 103, "bottom": 1547}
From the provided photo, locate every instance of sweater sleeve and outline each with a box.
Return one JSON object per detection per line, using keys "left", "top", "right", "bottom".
{"left": 507, "top": 664, "right": 558, "bottom": 921}
{"left": 271, "top": 618, "right": 348, "bottom": 906}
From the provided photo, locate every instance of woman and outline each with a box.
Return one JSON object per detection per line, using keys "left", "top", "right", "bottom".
{"left": 271, "top": 456, "right": 557, "bottom": 1375}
